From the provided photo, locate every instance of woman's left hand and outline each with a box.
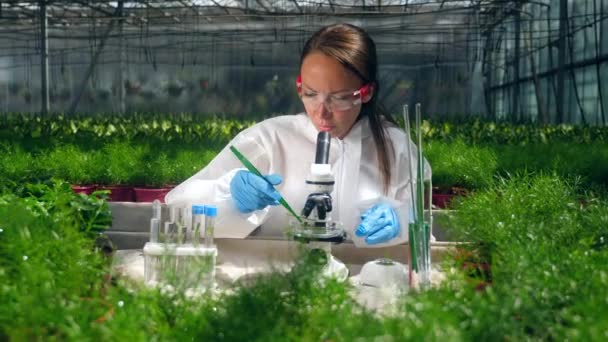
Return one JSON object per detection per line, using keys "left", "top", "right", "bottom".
{"left": 355, "top": 203, "right": 400, "bottom": 245}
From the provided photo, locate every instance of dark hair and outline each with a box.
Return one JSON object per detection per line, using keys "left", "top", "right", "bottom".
{"left": 300, "top": 23, "right": 398, "bottom": 194}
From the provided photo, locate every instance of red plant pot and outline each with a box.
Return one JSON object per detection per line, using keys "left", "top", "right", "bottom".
{"left": 432, "top": 193, "right": 455, "bottom": 209}
{"left": 97, "top": 186, "right": 135, "bottom": 202}
{"left": 71, "top": 184, "right": 97, "bottom": 195}
{"left": 133, "top": 187, "right": 172, "bottom": 203}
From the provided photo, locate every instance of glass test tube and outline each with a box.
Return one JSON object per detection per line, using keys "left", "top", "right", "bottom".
{"left": 152, "top": 199, "right": 162, "bottom": 220}
{"left": 175, "top": 207, "right": 186, "bottom": 245}
{"left": 204, "top": 205, "right": 217, "bottom": 247}
{"left": 191, "top": 205, "right": 205, "bottom": 247}
{"left": 150, "top": 218, "right": 159, "bottom": 243}
{"left": 164, "top": 221, "right": 175, "bottom": 243}
{"left": 149, "top": 200, "right": 161, "bottom": 243}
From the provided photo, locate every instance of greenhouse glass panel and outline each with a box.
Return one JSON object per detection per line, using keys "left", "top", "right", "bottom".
{"left": 602, "top": 0, "right": 608, "bottom": 55}
{"left": 579, "top": 65, "right": 600, "bottom": 124}
{"left": 539, "top": 77, "right": 555, "bottom": 123}
{"left": 521, "top": 81, "right": 538, "bottom": 121}
{"left": 601, "top": 62, "right": 608, "bottom": 124}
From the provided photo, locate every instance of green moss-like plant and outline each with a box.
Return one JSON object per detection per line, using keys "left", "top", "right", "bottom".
{"left": 425, "top": 139, "right": 497, "bottom": 191}
{"left": 0, "top": 181, "right": 111, "bottom": 339}
{"left": 442, "top": 173, "right": 608, "bottom": 339}
{"left": 98, "top": 141, "right": 145, "bottom": 186}
{"left": 493, "top": 142, "right": 608, "bottom": 193}
{"left": 1, "top": 175, "right": 608, "bottom": 340}
{"left": 38, "top": 144, "right": 97, "bottom": 184}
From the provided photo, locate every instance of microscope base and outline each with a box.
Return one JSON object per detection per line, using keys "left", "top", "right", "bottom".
{"left": 293, "top": 230, "right": 346, "bottom": 244}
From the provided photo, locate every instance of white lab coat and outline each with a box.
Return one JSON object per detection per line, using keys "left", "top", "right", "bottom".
{"left": 165, "top": 113, "right": 430, "bottom": 248}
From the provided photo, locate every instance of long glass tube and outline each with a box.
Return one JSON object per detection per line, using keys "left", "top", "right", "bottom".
{"left": 204, "top": 205, "right": 216, "bottom": 248}
{"left": 415, "top": 103, "right": 431, "bottom": 288}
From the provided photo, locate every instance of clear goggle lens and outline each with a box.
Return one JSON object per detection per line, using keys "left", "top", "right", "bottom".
{"left": 300, "top": 91, "right": 362, "bottom": 111}
{"left": 296, "top": 75, "right": 371, "bottom": 112}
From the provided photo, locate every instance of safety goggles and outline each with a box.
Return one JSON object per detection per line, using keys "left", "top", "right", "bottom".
{"left": 296, "top": 75, "right": 371, "bottom": 112}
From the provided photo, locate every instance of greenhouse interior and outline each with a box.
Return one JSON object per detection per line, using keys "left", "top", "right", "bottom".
{"left": 1, "top": 0, "right": 607, "bottom": 340}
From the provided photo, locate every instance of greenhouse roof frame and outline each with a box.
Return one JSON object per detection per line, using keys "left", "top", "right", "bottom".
{"left": 0, "top": 1, "right": 513, "bottom": 28}
{"left": 0, "top": 0, "right": 523, "bottom": 57}
{"left": 0, "top": 0, "right": 541, "bottom": 116}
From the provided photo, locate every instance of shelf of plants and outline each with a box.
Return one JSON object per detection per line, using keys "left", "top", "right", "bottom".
{"left": 2, "top": 115, "right": 607, "bottom": 206}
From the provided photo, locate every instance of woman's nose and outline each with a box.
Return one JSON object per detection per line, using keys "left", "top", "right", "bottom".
{"left": 318, "top": 100, "right": 333, "bottom": 117}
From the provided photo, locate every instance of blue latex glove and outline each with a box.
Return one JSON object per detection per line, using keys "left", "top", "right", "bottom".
{"left": 230, "top": 170, "right": 283, "bottom": 213}
{"left": 355, "top": 203, "right": 400, "bottom": 245}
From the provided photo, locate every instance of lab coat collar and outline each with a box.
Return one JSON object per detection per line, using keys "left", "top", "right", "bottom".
{"left": 342, "top": 115, "right": 371, "bottom": 146}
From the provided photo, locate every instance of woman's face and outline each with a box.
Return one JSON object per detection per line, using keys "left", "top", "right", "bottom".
{"left": 299, "top": 52, "right": 372, "bottom": 139}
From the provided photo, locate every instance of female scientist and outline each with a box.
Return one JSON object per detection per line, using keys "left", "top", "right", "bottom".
{"left": 165, "top": 23, "right": 430, "bottom": 247}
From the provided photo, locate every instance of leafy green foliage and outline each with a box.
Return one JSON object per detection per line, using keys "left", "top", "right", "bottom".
{"left": 99, "top": 142, "right": 146, "bottom": 185}
{"left": 0, "top": 183, "right": 111, "bottom": 339}
{"left": 0, "top": 112, "right": 255, "bottom": 144}
{"left": 2, "top": 113, "right": 608, "bottom": 193}
{"left": 38, "top": 144, "right": 98, "bottom": 184}
{"left": 0, "top": 143, "right": 43, "bottom": 185}
{"left": 492, "top": 142, "right": 608, "bottom": 193}
{"left": 4, "top": 113, "right": 608, "bottom": 339}
{"left": 150, "top": 249, "right": 383, "bottom": 341}
{"left": 420, "top": 119, "right": 608, "bottom": 145}
{"left": 4, "top": 180, "right": 112, "bottom": 237}
{"left": 425, "top": 139, "right": 497, "bottom": 191}
{"left": 1, "top": 175, "right": 608, "bottom": 340}
{"left": 0, "top": 139, "right": 221, "bottom": 187}
{"left": 442, "top": 173, "right": 608, "bottom": 339}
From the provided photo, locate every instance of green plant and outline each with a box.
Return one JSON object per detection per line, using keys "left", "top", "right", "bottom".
{"left": 0, "top": 144, "right": 41, "bottom": 184}
{"left": 440, "top": 173, "right": 608, "bottom": 339}
{"left": 1, "top": 174, "right": 608, "bottom": 340}
{"left": 0, "top": 181, "right": 112, "bottom": 340}
{"left": 130, "top": 151, "right": 173, "bottom": 187}
{"left": 38, "top": 144, "right": 97, "bottom": 184}
{"left": 425, "top": 139, "right": 497, "bottom": 191}
{"left": 11, "top": 180, "right": 111, "bottom": 237}
{"left": 493, "top": 142, "right": 608, "bottom": 192}
{"left": 169, "top": 148, "right": 217, "bottom": 183}
{"left": 99, "top": 142, "right": 145, "bottom": 185}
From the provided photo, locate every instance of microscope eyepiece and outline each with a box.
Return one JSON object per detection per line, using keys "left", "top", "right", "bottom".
{"left": 315, "top": 131, "right": 331, "bottom": 164}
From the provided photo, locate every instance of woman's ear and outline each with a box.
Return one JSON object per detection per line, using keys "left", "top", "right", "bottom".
{"left": 361, "top": 83, "right": 374, "bottom": 103}
{"left": 296, "top": 75, "right": 302, "bottom": 94}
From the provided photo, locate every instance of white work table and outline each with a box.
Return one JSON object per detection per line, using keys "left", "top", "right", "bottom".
{"left": 113, "top": 238, "right": 452, "bottom": 313}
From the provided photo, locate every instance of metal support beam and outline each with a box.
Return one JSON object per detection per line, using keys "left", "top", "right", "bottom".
{"left": 488, "top": 53, "right": 608, "bottom": 91}
{"left": 556, "top": 0, "right": 567, "bottom": 123}
{"left": 178, "top": 0, "right": 200, "bottom": 16}
{"left": 289, "top": 0, "right": 303, "bottom": 14}
{"left": 67, "top": 0, "right": 124, "bottom": 116}
{"left": 118, "top": 2, "right": 125, "bottom": 114}
{"left": 526, "top": 19, "right": 547, "bottom": 124}
{"left": 39, "top": 0, "right": 49, "bottom": 115}
{"left": 593, "top": 0, "right": 606, "bottom": 125}
{"left": 211, "top": 0, "right": 231, "bottom": 15}
{"left": 254, "top": 0, "right": 271, "bottom": 13}
{"left": 482, "top": 31, "right": 494, "bottom": 120}
{"left": 327, "top": 0, "right": 335, "bottom": 13}
{"left": 512, "top": 8, "right": 520, "bottom": 122}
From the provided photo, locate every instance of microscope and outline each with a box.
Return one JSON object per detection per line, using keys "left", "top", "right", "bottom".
{"left": 291, "top": 131, "right": 347, "bottom": 280}
{"left": 294, "top": 131, "right": 346, "bottom": 243}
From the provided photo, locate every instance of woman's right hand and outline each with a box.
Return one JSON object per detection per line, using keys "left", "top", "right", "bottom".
{"left": 230, "top": 170, "right": 283, "bottom": 213}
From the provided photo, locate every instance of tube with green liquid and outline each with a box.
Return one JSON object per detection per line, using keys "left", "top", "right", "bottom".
{"left": 229, "top": 145, "right": 303, "bottom": 224}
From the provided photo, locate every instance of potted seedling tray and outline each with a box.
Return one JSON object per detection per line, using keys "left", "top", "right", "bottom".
{"left": 133, "top": 187, "right": 173, "bottom": 203}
